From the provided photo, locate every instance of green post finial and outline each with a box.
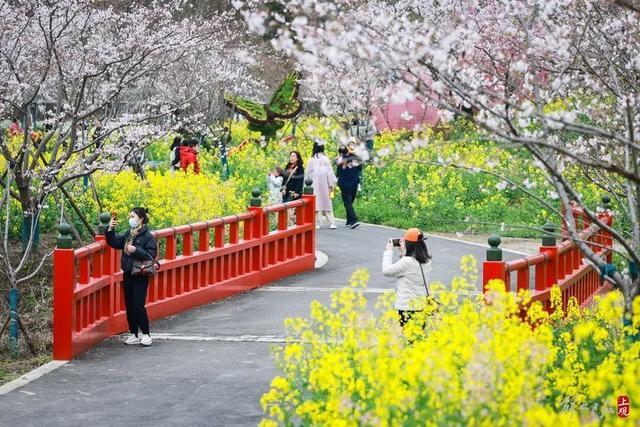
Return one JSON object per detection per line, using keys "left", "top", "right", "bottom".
{"left": 250, "top": 187, "right": 262, "bottom": 207}
{"left": 542, "top": 222, "right": 556, "bottom": 246}
{"left": 98, "top": 212, "right": 111, "bottom": 235}
{"left": 303, "top": 178, "right": 314, "bottom": 195}
{"left": 601, "top": 195, "right": 611, "bottom": 211}
{"left": 487, "top": 235, "right": 502, "bottom": 261}
{"left": 56, "top": 222, "right": 73, "bottom": 249}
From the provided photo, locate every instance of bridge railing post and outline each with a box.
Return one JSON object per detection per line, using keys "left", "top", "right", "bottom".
{"left": 301, "top": 179, "right": 315, "bottom": 224}
{"left": 248, "top": 188, "right": 264, "bottom": 272}
{"left": 97, "top": 212, "right": 115, "bottom": 275}
{"left": 301, "top": 179, "right": 316, "bottom": 254}
{"left": 482, "top": 235, "right": 507, "bottom": 293}
{"left": 53, "top": 222, "right": 75, "bottom": 360}
{"left": 597, "top": 195, "right": 613, "bottom": 263}
{"left": 97, "top": 212, "right": 117, "bottom": 334}
{"left": 540, "top": 222, "right": 558, "bottom": 289}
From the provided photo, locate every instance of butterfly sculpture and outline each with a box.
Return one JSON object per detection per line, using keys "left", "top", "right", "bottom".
{"left": 224, "top": 72, "right": 302, "bottom": 138}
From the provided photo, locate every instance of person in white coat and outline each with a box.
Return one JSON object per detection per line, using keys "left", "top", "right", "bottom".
{"left": 382, "top": 228, "right": 433, "bottom": 328}
{"left": 267, "top": 166, "right": 284, "bottom": 205}
{"left": 306, "top": 141, "right": 338, "bottom": 229}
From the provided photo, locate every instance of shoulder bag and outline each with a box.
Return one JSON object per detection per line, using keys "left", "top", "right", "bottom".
{"left": 281, "top": 166, "right": 298, "bottom": 199}
{"left": 132, "top": 253, "right": 161, "bottom": 277}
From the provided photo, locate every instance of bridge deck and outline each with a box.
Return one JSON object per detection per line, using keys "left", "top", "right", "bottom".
{"left": 0, "top": 221, "right": 523, "bottom": 426}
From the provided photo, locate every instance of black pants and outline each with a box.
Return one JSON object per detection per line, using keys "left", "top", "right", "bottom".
{"left": 398, "top": 310, "right": 423, "bottom": 328}
{"left": 123, "top": 273, "right": 150, "bottom": 335}
{"left": 341, "top": 189, "right": 358, "bottom": 225}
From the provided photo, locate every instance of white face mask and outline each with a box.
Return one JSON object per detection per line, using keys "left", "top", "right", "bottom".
{"left": 128, "top": 217, "right": 139, "bottom": 228}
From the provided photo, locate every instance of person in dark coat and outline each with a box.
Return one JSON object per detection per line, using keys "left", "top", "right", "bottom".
{"left": 106, "top": 207, "right": 157, "bottom": 346}
{"left": 282, "top": 150, "right": 305, "bottom": 202}
{"left": 336, "top": 145, "right": 362, "bottom": 229}
{"left": 169, "top": 136, "right": 182, "bottom": 174}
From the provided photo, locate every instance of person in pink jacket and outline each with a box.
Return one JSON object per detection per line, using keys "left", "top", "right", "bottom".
{"left": 8, "top": 117, "right": 22, "bottom": 138}
{"left": 305, "top": 141, "right": 337, "bottom": 229}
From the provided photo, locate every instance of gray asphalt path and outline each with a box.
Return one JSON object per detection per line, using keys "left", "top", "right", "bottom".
{"left": 0, "top": 221, "right": 523, "bottom": 426}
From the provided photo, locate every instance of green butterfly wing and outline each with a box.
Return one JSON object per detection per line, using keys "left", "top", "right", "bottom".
{"left": 224, "top": 93, "right": 269, "bottom": 124}
{"left": 267, "top": 72, "right": 302, "bottom": 119}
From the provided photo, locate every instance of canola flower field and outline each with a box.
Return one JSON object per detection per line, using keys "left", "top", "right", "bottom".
{"left": 259, "top": 260, "right": 640, "bottom": 426}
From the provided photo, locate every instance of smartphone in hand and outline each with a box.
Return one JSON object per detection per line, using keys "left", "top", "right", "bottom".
{"left": 392, "top": 238, "right": 401, "bottom": 247}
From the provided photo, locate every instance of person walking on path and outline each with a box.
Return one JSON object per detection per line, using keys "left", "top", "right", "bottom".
{"left": 306, "top": 141, "right": 338, "bottom": 229}
{"left": 267, "top": 166, "right": 284, "bottom": 205}
{"left": 282, "top": 151, "right": 305, "bottom": 202}
{"left": 180, "top": 138, "right": 200, "bottom": 174}
{"left": 363, "top": 110, "right": 377, "bottom": 156}
{"left": 219, "top": 126, "right": 231, "bottom": 179}
{"left": 106, "top": 208, "right": 157, "bottom": 346}
{"left": 382, "top": 228, "right": 433, "bottom": 329}
{"left": 169, "top": 136, "right": 182, "bottom": 174}
{"left": 336, "top": 145, "right": 362, "bottom": 229}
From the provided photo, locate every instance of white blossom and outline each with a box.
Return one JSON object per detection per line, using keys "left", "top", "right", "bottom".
{"left": 495, "top": 181, "right": 508, "bottom": 191}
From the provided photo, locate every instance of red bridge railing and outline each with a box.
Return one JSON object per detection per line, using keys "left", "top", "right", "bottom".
{"left": 483, "top": 197, "right": 614, "bottom": 312}
{"left": 53, "top": 186, "right": 316, "bottom": 360}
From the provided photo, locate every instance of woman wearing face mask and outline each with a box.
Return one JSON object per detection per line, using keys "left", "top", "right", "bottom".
{"left": 106, "top": 207, "right": 157, "bottom": 346}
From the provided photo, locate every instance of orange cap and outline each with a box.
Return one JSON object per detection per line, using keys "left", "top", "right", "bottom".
{"left": 404, "top": 228, "right": 423, "bottom": 242}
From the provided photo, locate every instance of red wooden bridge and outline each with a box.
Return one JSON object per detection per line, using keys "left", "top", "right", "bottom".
{"left": 53, "top": 187, "right": 316, "bottom": 360}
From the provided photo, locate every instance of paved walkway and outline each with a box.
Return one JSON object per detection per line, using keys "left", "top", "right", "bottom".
{"left": 0, "top": 221, "right": 523, "bottom": 426}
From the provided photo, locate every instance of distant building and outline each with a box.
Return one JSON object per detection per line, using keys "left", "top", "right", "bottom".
{"left": 371, "top": 99, "right": 440, "bottom": 132}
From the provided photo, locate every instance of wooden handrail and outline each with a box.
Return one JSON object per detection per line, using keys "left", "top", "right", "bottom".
{"left": 52, "top": 192, "right": 317, "bottom": 360}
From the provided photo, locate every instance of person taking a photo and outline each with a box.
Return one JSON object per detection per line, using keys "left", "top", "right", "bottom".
{"left": 382, "top": 228, "right": 433, "bottom": 329}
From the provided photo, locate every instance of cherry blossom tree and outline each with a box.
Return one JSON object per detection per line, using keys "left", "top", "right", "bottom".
{"left": 155, "top": 17, "right": 265, "bottom": 134}
{"left": 0, "top": 0, "right": 255, "bottom": 350}
{"left": 239, "top": 0, "right": 640, "bottom": 317}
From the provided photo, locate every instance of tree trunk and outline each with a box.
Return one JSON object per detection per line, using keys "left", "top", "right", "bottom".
{"left": 13, "top": 169, "right": 38, "bottom": 254}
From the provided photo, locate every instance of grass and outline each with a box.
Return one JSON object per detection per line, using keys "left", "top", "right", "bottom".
{"left": 0, "top": 354, "right": 52, "bottom": 386}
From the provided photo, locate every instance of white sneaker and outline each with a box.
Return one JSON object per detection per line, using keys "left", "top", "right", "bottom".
{"left": 123, "top": 334, "right": 140, "bottom": 345}
{"left": 140, "top": 334, "right": 152, "bottom": 346}
{"left": 316, "top": 225, "right": 321, "bottom": 229}
{"left": 329, "top": 224, "right": 337, "bottom": 229}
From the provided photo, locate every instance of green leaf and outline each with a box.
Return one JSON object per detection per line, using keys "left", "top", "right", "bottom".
{"left": 267, "top": 72, "right": 302, "bottom": 119}
{"left": 224, "top": 94, "right": 269, "bottom": 123}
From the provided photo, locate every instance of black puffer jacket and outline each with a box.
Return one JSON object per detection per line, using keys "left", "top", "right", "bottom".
{"left": 283, "top": 164, "right": 305, "bottom": 202}
{"left": 106, "top": 226, "right": 157, "bottom": 274}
